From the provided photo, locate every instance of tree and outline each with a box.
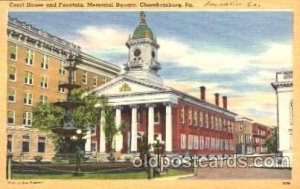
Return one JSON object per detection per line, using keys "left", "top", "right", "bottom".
{"left": 265, "top": 134, "right": 277, "bottom": 153}
{"left": 98, "top": 96, "right": 126, "bottom": 156}
{"left": 32, "top": 87, "right": 102, "bottom": 152}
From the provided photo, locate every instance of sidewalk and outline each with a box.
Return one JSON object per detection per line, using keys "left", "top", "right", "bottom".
{"left": 155, "top": 174, "right": 194, "bottom": 180}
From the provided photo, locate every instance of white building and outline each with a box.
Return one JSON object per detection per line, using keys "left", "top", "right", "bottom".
{"left": 271, "top": 71, "right": 293, "bottom": 163}
{"left": 91, "top": 12, "right": 236, "bottom": 159}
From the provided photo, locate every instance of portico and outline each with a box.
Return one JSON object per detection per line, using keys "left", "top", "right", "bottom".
{"left": 96, "top": 84, "right": 178, "bottom": 154}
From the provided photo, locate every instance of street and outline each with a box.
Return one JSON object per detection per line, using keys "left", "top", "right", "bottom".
{"left": 184, "top": 167, "right": 291, "bottom": 179}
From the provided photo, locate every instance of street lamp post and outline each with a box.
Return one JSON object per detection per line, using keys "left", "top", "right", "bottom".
{"left": 71, "top": 129, "right": 84, "bottom": 176}
{"left": 152, "top": 139, "right": 165, "bottom": 177}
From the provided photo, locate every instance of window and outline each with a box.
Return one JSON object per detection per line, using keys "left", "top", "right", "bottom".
{"left": 8, "top": 88, "right": 16, "bottom": 103}
{"left": 211, "top": 138, "right": 215, "bottom": 150}
{"left": 219, "top": 118, "right": 222, "bottom": 130}
{"left": 215, "top": 138, "right": 219, "bottom": 150}
{"left": 9, "top": 42, "right": 17, "bottom": 60}
{"left": 193, "top": 110, "right": 198, "bottom": 126}
{"left": 223, "top": 119, "right": 227, "bottom": 131}
{"left": 23, "top": 112, "right": 32, "bottom": 126}
{"left": 208, "top": 137, "right": 211, "bottom": 150}
{"left": 154, "top": 109, "right": 160, "bottom": 123}
{"left": 188, "top": 109, "right": 192, "bottom": 125}
{"left": 24, "top": 92, "right": 33, "bottom": 106}
{"left": 199, "top": 112, "right": 203, "bottom": 127}
{"left": 58, "top": 81, "right": 65, "bottom": 93}
{"left": 220, "top": 139, "right": 224, "bottom": 150}
{"left": 41, "top": 55, "right": 49, "bottom": 69}
{"left": 199, "top": 136, "right": 204, "bottom": 150}
{"left": 40, "top": 95, "right": 48, "bottom": 104}
{"left": 225, "top": 139, "right": 229, "bottom": 150}
{"left": 239, "top": 135, "right": 244, "bottom": 143}
{"left": 180, "top": 107, "right": 185, "bottom": 123}
{"left": 92, "top": 75, "right": 97, "bottom": 87}
{"left": 188, "top": 135, "right": 193, "bottom": 150}
{"left": 38, "top": 137, "right": 46, "bottom": 153}
{"left": 205, "top": 137, "right": 210, "bottom": 150}
{"left": 230, "top": 140, "right": 234, "bottom": 151}
{"left": 7, "top": 110, "right": 15, "bottom": 125}
{"left": 215, "top": 117, "right": 218, "bottom": 130}
{"left": 22, "top": 135, "right": 30, "bottom": 152}
{"left": 7, "top": 135, "right": 12, "bottom": 152}
{"left": 59, "top": 61, "right": 65, "bottom": 75}
{"left": 40, "top": 76, "right": 49, "bottom": 88}
{"left": 180, "top": 134, "right": 186, "bottom": 149}
{"left": 25, "top": 49, "right": 34, "bottom": 65}
{"left": 24, "top": 71, "right": 33, "bottom": 85}
{"left": 82, "top": 71, "right": 88, "bottom": 84}
{"left": 205, "top": 113, "right": 208, "bottom": 128}
{"left": 9, "top": 67, "right": 16, "bottom": 81}
{"left": 137, "top": 111, "right": 141, "bottom": 124}
{"left": 227, "top": 121, "right": 231, "bottom": 132}
{"left": 193, "top": 136, "right": 199, "bottom": 149}
{"left": 211, "top": 115, "right": 214, "bottom": 129}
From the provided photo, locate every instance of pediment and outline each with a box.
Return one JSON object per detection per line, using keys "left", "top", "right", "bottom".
{"left": 94, "top": 76, "right": 167, "bottom": 96}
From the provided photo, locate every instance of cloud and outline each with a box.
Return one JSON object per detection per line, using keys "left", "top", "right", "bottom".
{"left": 69, "top": 26, "right": 130, "bottom": 64}
{"left": 70, "top": 26, "right": 291, "bottom": 126}
{"left": 159, "top": 38, "right": 291, "bottom": 74}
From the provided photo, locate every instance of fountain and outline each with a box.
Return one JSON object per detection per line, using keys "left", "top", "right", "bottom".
{"left": 51, "top": 55, "right": 87, "bottom": 176}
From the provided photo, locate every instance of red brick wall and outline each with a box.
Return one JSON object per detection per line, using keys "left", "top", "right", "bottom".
{"left": 93, "top": 100, "right": 235, "bottom": 155}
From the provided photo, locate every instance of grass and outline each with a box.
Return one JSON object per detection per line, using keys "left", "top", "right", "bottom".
{"left": 12, "top": 169, "right": 189, "bottom": 179}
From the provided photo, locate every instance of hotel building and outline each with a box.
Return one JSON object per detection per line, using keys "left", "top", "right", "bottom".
{"left": 7, "top": 16, "right": 120, "bottom": 160}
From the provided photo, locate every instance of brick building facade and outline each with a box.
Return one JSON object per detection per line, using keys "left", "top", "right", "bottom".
{"left": 7, "top": 16, "right": 120, "bottom": 160}
{"left": 252, "top": 123, "right": 272, "bottom": 153}
{"left": 234, "top": 117, "right": 253, "bottom": 155}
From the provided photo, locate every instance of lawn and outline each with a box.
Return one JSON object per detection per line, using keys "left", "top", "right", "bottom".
{"left": 12, "top": 169, "right": 190, "bottom": 179}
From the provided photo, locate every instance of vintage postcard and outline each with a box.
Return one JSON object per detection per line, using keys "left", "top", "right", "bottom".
{"left": 0, "top": 0, "right": 299, "bottom": 189}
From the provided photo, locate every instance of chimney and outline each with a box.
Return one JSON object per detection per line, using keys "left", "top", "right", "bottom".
{"left": 222, "top": 96, "right": 227, "bottom": 109}
{"left": 214, "top": 93, "right": 219, "bottom": 106}
{"left": 200, "top": 86, "right": 206, "bottom": 100}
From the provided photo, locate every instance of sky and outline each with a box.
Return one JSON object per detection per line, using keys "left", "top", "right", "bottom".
{"left": 9, "top": 11, "right": 292, "bottom": 126}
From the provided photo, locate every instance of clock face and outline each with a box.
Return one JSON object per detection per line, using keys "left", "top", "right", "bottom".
{"left": 134, "top": 49, "right": 141, "bottom": 57}
{"left": 151, "top": 51, "right": 155, "bottom": 58}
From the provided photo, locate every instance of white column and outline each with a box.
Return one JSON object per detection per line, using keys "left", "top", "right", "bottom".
{"left": 131, "top": 106, "right": 138, "bottom": 152}
{"left": 165, "top": 104, "right": 173, "bottom": 152}
{"left": 148, "top": 105, "right": 155, "bottom": 150}
{"left": 84, "top": 130, "right": 91, "bottom": 152}
{"left": 115, "top": 107, "right": 123, "bottom": 152}
{"left": 99, "top": 110, "right": 106, "bottom": 153}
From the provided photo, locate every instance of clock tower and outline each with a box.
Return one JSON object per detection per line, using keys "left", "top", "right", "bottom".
{"left": 123, "top": 11, "right": 163, "bottom": 86}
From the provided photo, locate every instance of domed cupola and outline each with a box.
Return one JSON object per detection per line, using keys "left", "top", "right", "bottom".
{"left": 132, "top": 12, "right": 154, "bottom": 40}
{"left": 123, "top": 11, "right": 163, "bottom": 86}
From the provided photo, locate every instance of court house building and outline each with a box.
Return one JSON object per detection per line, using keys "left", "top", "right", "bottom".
{"left": 92, "top": 12, "right": 237, "bottom": 157}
